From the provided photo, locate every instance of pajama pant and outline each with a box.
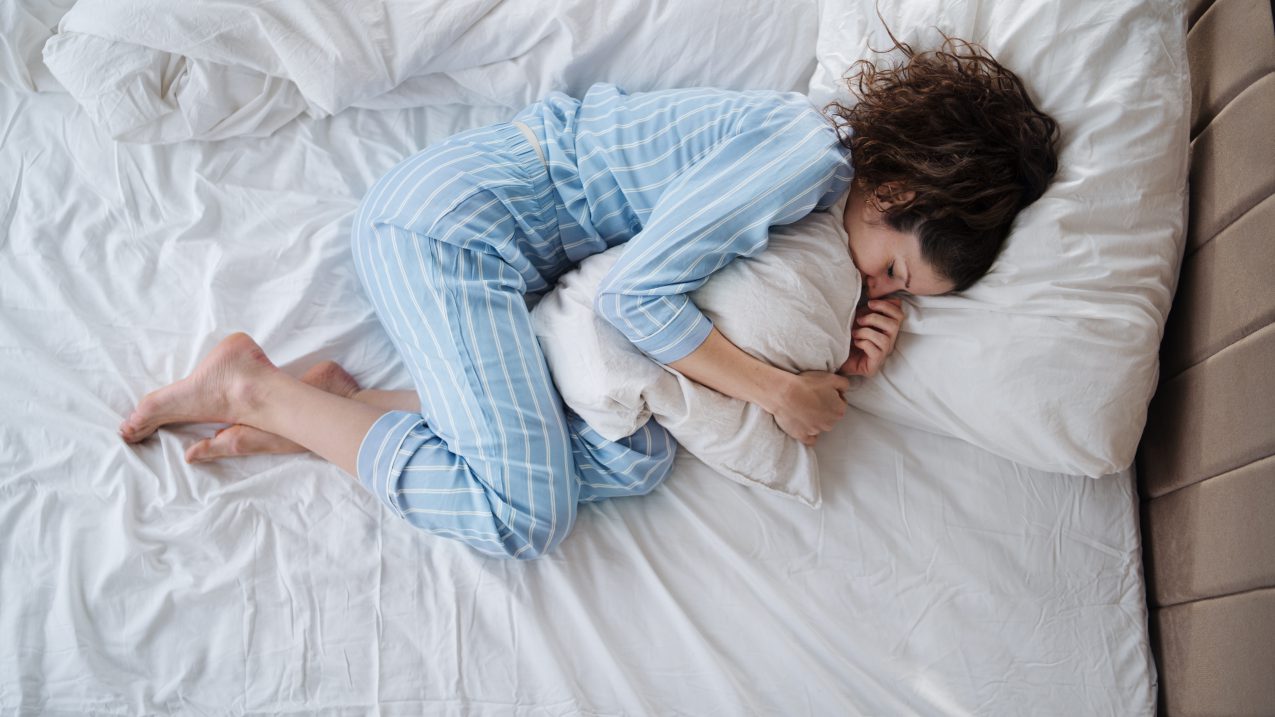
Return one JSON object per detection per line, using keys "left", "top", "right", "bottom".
{"left": 349, "top": 122, "right": 677, "bottom": 560}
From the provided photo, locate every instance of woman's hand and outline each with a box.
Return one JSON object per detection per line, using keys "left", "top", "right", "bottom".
{"left": 771, "top": 370, "right": 851, "bottom": 446}
{"left": 838, "top": 297, "right": 905, "bottom": 378}
{"left": 665, "top": 326, "right": 851, "bottom": 446}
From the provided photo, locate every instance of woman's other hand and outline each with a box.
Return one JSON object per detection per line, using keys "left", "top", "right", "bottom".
{"left": 838, "top": 297, "right": 904, "bottom": 378}
{"left": 771, "top": 370, "right": 850, "bottom": 446}
{"left": 664, "top": 326, "right": 851, "bottom": 446}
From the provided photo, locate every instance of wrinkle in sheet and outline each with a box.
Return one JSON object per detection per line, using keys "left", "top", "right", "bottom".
{"left": 0, "top": 7, "right": 1159, "bottom": 705}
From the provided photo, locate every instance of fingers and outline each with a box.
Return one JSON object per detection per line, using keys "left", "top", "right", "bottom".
{"left": 837, "top": 355, "right": 863, "bottom": 377}
{"left": 854, "top": 338, "right": 884, "bottom": 361}
{"left": 856, "top": 311, "right": 900, "bottom": 336}
{"left": 854, "top": 300, "right": 897, "bottom": 321}
{"left": 864, "top": 298, "right": 905, "bottom": 322}
{"left": 853, "top": 338, "right": 886, "bottom": 376}
{"left": 832, "top": 372, "right": 852, "bottom": 392}
{"left": 850, "top": 299, "right": 904, "bottom": 375}
{"left": 853, "top": 325, "right": 892, "bottom": 354}
{"left": 777, "top": 415, "right": 820, "bottom": 446}
{"left": 774, "top": 375, "right": 849, "bottom": 445}
{"left": 816, "top": 374, "right": 852, "bottom": 415}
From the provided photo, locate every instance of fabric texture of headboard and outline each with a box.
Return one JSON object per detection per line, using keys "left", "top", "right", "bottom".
{"left": 1136, "top": 0, "right": 1275, "bottom": 714}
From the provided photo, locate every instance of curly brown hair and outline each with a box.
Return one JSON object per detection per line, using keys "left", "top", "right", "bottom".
{"left": 825, "top": 30, "right": 1060, "bottom": 291}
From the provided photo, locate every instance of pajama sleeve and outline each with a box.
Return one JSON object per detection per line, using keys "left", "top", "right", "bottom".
{"left": 593, "top": 105, "right": 852, "bottom": 364}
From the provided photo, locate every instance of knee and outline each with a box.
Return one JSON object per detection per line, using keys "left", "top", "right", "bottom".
{"left": 502, "top": 536, "right": 564, "bottom": 561}
{"left": 349, "top": 180, "right": 404, "bottom": 265}
{"left": 505, "top": 504, "right": 577, "bottom": 560}
{"left": 491, "top": 474, "right": 579, "bottom": 560}
{"left": 349, "top": 213, "right": 385, "bottom": 269}
{"left": 625, "top": 468, "right": 669, "bottom": 498}
{"left": 349, "top": 218, "right": 419, "bottom": 303}
{"left": 348, "top": 218, "right": 376, "bottom": 288}
{"left": 620, "top": 425, "right": 678, "bottom": 498}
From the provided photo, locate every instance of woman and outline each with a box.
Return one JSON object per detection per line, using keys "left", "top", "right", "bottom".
{"left": 119, "top": 34, "right": 1058, "bottom": 559}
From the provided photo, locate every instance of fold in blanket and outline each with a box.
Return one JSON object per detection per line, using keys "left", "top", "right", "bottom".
{"left": 40, "top": 0, "right": 820, "bottom": 142}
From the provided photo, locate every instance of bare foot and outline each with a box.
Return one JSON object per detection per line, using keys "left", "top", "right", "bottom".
{"left": 184, "top": 360, "right": 361, "bottom": 463}
{"left": 118, "top": 332, "right": 277, "bottom": 444}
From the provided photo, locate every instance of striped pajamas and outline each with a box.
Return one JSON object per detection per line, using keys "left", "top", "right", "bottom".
{"left": 351, "top": 84, "right": 853, "bottom": 559}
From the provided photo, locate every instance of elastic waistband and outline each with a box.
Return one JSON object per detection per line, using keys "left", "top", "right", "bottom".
{"left": 484, "top": 117, "right": 550, "bottom": 190}
{"left": 511, "top": 120, "right": 547, "bottom": 169}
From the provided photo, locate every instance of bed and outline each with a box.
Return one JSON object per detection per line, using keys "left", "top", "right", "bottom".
{"left": 0, "top": 0, "right": 1252, "bottom": 714}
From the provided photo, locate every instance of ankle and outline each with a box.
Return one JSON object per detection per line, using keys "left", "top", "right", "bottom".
{"left": 231, "top": 366, "right": 283, "bottom": 424}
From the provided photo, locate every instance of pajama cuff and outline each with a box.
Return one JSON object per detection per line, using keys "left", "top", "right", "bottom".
{"left": 631, "top": 304, "right": 714, "bottom": 365}
{"left": 355, "top": 410, "right": 424, "bottom": 519}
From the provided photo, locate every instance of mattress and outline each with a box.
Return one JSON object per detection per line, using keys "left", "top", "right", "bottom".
{"left": 0, "top": 11, "right": 1155, "bottom": 717}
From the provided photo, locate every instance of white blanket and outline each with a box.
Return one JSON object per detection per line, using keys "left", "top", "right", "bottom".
{"left": 42, "top": 0, "right": 820, "bottom": 142}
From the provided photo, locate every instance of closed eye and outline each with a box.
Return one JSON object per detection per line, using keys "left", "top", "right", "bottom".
{"left": 886, "top": 261, "right": 895, "bottom": 279}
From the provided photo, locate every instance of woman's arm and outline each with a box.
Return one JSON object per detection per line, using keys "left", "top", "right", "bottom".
{"left": 589, "top": 100, "right": 853, "bottom": 442}
{"left": 593, "top": 102, "right": 849, "bottom": 365}
{"left": 669, "top": 326, "right": 849, "bottom": 446}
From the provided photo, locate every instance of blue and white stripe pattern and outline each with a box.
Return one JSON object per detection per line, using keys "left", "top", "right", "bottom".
{"left": 518, "top": 83, "right": 855, "bottom": 362}
{"left": 350, "top": 83, "right": 853, "bottom": 559}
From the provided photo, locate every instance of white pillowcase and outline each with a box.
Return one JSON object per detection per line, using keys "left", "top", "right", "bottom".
{"left": 809, "top": 0, "right": 1190, "bottom": 477}
{"left": 531, "top": 208, "right": 860, "bottom": 508}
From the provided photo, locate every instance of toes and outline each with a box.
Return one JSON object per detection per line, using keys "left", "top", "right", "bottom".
{"left": 123, "top": 333, "right": 278, "bottom": 450}
{"left": 119, "top": 413, "right": 154, "bottom": 444}
{"left": 185, "top": 438, "right": 215, "bottom": 463}
{"left": 186, "top": 424, "right": 306, "bottom": 463}
{"left": 119, "top": 383, "right": 187, "bottom": 443}
{"left": 186, "top": 426, "right": 246, "bottom": 463}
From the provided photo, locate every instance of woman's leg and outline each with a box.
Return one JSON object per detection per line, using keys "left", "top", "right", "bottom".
{"left": 124, "top": 121, "right": 673, "bottom": 559}
{"left": 347, "top": 219, "right": 581, "bottom": 559}
{"left": 353, "top": 389, "right": 421, "bottom": 412}
{"left": 124, "top": 131, "right": 579, "bottom": 558}
{"left": 119, "top": 333, "right": 388, "bottom": 479}
{"left": 183, "top": 361, "right": 421, "bottom": 463}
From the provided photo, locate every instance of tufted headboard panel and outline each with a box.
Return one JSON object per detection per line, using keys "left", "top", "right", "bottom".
{"left": 1135, "top": 0, "right": 1275, "bottom": 714}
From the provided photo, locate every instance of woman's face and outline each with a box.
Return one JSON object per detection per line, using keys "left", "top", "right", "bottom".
{"left": 843, "top": 182, "right": 955, "bottom": 299}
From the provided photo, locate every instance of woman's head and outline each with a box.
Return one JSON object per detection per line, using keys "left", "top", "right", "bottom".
{"left": 842, "top": 180, "right": 954, "bottom": 298}
{"left": 828, "top": 30, "right": 1060, "bottom": 294}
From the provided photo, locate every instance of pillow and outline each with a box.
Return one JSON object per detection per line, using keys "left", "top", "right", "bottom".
{"left": 531, "top": 208, "right": 861, "bottom": 508}
{"left": 809, "top": 0, "right": 1190, "bottom": 477}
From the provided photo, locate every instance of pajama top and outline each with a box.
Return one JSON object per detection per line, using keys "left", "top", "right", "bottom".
{"left": 512, "top": 83, "right": 855, "bottom": 363}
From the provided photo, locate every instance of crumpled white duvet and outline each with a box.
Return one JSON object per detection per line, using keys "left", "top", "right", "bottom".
{"left": 41, "top": 0, "right": 821, "bottom": 143}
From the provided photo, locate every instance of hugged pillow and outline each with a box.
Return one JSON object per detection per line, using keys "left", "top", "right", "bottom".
{"left": 809, "top": 0, "right": 1189, "bottom": 476}
{"left": 531, "top": 208, "right": 860, "bottom": 508}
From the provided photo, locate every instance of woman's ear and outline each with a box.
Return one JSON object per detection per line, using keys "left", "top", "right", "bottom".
{"left": 873, "top": 181, "right": 916, "bottom": 210}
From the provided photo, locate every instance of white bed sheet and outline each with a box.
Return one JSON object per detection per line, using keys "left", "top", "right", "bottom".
{"left": 0, "top": 45, "right": 1154, "bottom": 717}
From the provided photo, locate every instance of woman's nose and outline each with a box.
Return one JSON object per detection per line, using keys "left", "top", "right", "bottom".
{"left": 865, "top": 279, "right": 890, "bottom": 299}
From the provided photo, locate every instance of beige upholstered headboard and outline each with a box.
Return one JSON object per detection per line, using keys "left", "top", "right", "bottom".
{"left": 1135, "top": 0, "right": 1275, "bottom": 713}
